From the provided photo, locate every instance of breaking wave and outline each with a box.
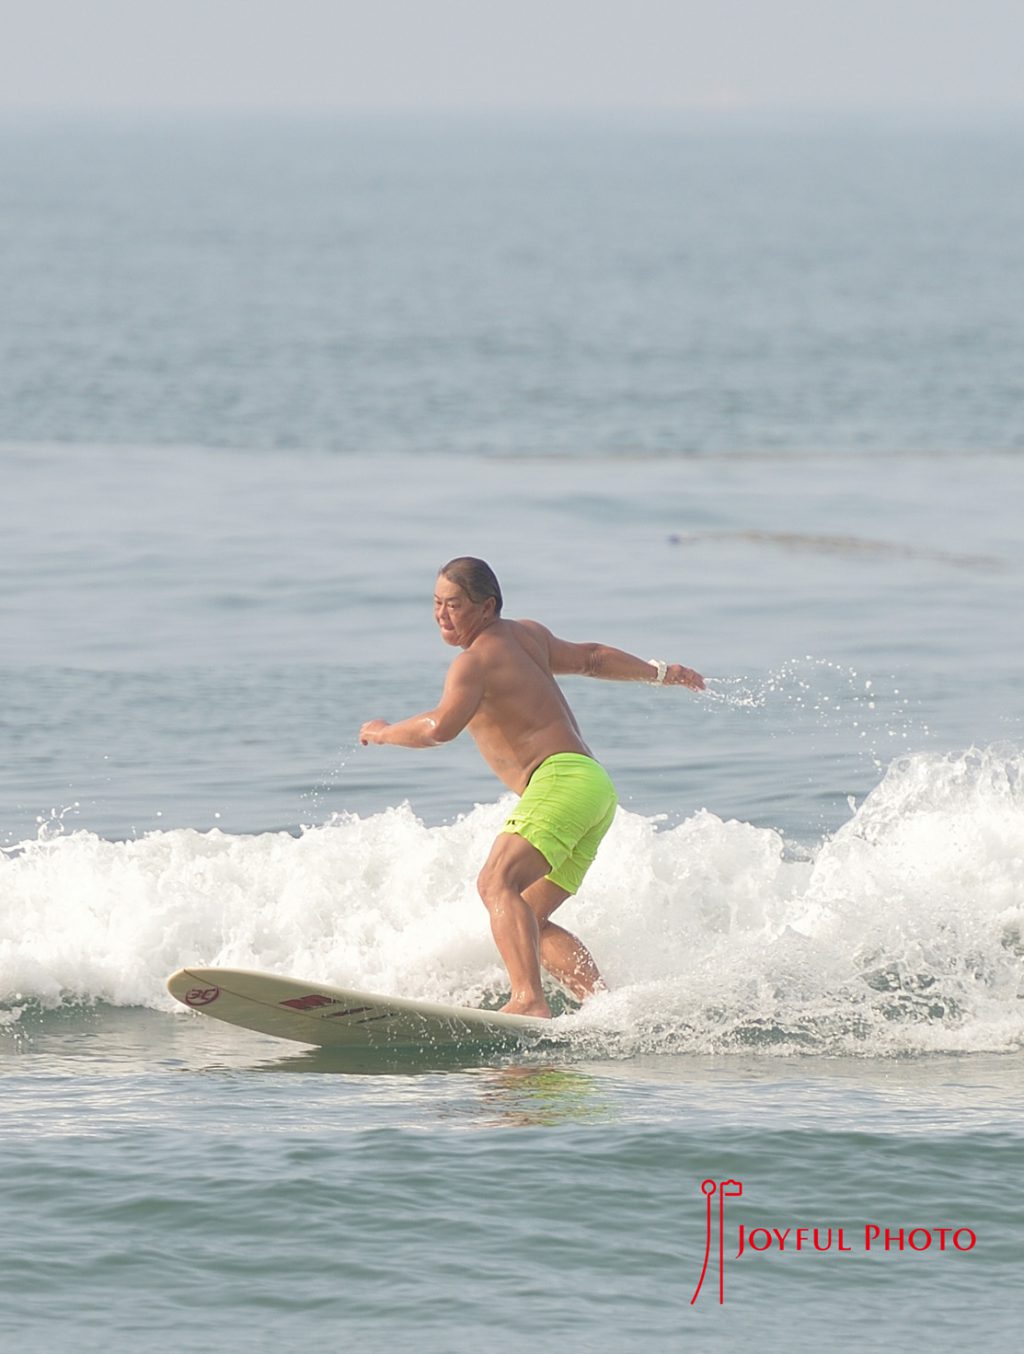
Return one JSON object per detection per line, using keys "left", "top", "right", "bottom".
{"left": 2, "top": 747, "right": 1022, "bottom": 1057}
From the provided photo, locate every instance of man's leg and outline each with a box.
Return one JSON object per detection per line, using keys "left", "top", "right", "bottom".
{"left": 477, "top": 833, "right": 606, "bottom": 1014}
{"left": 476, "top": 832, "right": 556, "bottom": 1017}
{"left": 522, "top": 876, "right": 606, "bottom": 1002}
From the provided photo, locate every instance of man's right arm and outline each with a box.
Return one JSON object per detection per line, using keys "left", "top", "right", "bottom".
{"left": 360, "top": 652, "right": 486, "bottom": 746}
{"left": 520, "top": 620, "right": 705, "bottom": 690}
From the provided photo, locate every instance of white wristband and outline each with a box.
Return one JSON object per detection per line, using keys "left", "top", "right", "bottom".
{"left": 647, "top": 659, "right": 668, "bottom": 685}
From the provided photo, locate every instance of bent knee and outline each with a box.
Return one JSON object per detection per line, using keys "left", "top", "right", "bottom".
{"left": 477, "top": 861, "right": 509, "bottom": 908}
{"left": 477, "top": 858, "right": 547, "bottom": 908}
{"left": 476, "top": 864, "right": 493, "bottom": 905}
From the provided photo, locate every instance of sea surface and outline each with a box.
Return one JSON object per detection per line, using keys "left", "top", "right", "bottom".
{"left": 2, "top": 113, "right": 1023, "bottom": 1352}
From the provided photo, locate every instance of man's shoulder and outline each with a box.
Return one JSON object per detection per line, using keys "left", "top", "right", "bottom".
{"left": 469, "top": 618, "right": 551, "bottom": 664}
{"left": 493, "top": 616, "right": 550, "bottom": 648}
{"left": 506, "top": 616, "right": 550, "bottom": 643}
{"left": 470, "top": 616, "right": 543, "bottom": 640}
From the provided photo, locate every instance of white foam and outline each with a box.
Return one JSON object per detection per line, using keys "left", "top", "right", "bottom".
{"left": 2, "top": 748, "right": 1022, "bottom": 1056}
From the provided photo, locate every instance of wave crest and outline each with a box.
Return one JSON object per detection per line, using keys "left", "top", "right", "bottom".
{"left": 3, "top": 748, "right": 1022, "bottom": 1056}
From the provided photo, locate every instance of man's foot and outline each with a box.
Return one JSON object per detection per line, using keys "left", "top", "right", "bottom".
{"left": 500, "top": 995, "right": 552, "bottom": 1019}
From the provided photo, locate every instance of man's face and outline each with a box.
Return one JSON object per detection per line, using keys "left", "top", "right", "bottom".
{"left": 433, "top": 575, "right": 490, "bottom": 647}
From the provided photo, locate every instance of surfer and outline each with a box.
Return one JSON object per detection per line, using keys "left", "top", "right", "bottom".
{"left": 359, "top": 557, "right": 704, "bottom": 1018}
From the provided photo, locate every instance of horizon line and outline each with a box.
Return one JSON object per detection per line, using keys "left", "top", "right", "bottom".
{"left": 2, "top": 99, "right": 1023, "bottom": 119}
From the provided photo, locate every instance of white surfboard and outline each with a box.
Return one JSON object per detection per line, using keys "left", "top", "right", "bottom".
{"left": 166, "top": 966, "right": 561, "bottom": 1050}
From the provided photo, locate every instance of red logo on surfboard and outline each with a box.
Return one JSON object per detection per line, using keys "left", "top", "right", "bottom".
{"left": 184, "top": 986, "right": 221, "bottom": 1006}
{"left": 280, "top": 993, "right": 339, "bottom": 1011}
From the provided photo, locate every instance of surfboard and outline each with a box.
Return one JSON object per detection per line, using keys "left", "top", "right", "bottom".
{"left": 166, "top": 966, "right": 561, "bottom": 1050}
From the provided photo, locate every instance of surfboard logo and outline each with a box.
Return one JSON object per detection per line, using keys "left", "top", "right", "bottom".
{"left": 278, "top": 993, "right": 381, "bottom": 1020}
{"left": 279, "top": 993, "right": 341, "bottom": 1010}
{"left": 184, "top": 985, "right": 221, "bottom": 1006}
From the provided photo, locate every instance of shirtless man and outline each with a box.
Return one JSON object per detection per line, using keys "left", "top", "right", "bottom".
{"left": 359, "top": 557, "right": 704, "bottom": 1018}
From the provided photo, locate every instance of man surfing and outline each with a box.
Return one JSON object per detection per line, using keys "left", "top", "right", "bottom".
{"left": 359, "top": 557, "right": 704, "bottom": 1018}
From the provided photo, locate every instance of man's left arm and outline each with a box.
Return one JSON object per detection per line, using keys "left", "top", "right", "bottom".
{"left": 520, "top": 621, "right": 705, "bottom": 690}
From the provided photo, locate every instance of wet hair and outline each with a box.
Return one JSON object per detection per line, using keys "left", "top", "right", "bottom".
{"left": 438, "top": 557, "right": 503, "bottom": 614}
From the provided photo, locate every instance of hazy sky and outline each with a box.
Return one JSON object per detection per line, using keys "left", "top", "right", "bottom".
{"left": 2, "top": 0, "right": 1023, "bottom": 114}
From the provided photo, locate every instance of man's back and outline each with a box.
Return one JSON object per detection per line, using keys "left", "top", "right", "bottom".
{"left": 462, "top": 618, "right": 592, "bottom": 792}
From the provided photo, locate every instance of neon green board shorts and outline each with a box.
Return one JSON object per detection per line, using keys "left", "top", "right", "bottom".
{"left": 501, "top": 752, "right": 618, "bottom": 896}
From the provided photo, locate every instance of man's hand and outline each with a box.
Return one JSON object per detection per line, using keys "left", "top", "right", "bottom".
{"left": 665, "top": 665, "right": 705, "bottom": 691}
{"left": 359, "top": 719, "right": 390, "bottom": 745}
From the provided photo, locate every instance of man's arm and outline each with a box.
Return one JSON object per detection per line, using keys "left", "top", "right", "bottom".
{"left": 520, "top": 620, "right": 705, "bottom": 690}
{"left": 359, "top": 652, "right": 486, "bottom": 747}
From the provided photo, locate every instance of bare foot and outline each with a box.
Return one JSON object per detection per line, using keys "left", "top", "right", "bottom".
{"left": 500, "top": 996, "right": 552, "bottom": 1019}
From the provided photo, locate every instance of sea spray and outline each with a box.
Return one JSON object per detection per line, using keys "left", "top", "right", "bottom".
{"left": 704, "top": 657, "right": 930, "bottom": 769}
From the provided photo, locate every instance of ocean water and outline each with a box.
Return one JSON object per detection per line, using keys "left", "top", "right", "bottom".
{"left": 2, "top": 114, "right": 1023, "bottom": 1351}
